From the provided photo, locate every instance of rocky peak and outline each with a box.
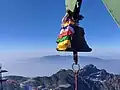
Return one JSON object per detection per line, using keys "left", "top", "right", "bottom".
{"left": 79, "top": 64, "right": 100, "bottom": 77}
{"left": 2, "top": 64, "right": 120, "bottom": 90}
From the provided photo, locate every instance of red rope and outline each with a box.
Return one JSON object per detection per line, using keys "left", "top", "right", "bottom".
{"left": 74, "top": 71, "right": 78, "bottom": 90}
{"left": 73, "top": 51, "right": 79, "bottom": 90}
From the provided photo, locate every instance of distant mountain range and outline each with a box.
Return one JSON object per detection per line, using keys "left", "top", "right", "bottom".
{"left": 22, "top": 55, "right": 120, "bottom": 75}
{"left": 23, "top": 55, "right": 111, "bottom": 67}
{"left": 3, "top": 55, "right": 120, "bottom": 77}
{"left": 2, "top": 64, "right": 120, "bottom": 90}
{"left": 27, "top": 55, "right": 119, "bottom": 63}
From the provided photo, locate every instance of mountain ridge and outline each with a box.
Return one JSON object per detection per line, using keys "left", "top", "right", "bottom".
{"left": 2, "top": 64, "right": 120, "bottom": 90}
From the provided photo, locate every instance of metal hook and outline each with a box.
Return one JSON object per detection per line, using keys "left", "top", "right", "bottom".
{"left": 72, "top": 63, "right": 80, "bottom": 72}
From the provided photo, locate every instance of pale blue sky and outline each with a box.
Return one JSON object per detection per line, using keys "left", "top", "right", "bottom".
{"left": 0, "top": 0, "right": 120, "bottom": 77}
{"left": 0, "top": 0, "right": 119, "bottom": 55}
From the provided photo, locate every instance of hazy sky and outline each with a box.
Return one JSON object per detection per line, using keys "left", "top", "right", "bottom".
{"left": 0, "top": 0, "right": 120, "bottom": 54}
{"left": 0, "top": 0, "right": 120, "bottom": 76}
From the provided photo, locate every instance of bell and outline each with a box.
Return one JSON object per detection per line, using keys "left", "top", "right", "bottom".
{"left": 57, "top": 26, "right": 92, "bottom": 52}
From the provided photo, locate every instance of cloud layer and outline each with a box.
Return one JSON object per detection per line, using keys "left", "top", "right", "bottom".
{"left": 0, "top": 51, "right": 120, "bottom": 77}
